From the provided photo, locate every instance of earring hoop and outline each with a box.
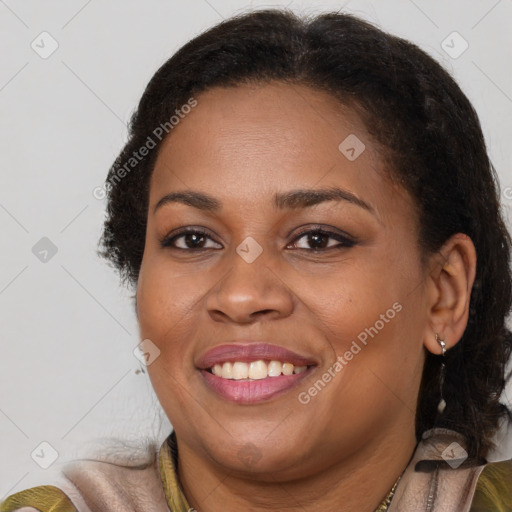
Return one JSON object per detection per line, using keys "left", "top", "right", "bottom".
{"left": 435, "top": 332, "right": 446, "bottom": 356}
{"left": 435, "top": 333, "right": 447, "bottom": 414}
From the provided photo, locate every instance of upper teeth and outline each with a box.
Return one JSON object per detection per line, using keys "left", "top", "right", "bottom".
{"left": 210, "top": 360, "right": 308, "bottom": 380}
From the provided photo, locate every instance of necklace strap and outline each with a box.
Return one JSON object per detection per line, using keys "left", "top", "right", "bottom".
{"left": 374, "top": 475, "right": 401, "bottom": 512}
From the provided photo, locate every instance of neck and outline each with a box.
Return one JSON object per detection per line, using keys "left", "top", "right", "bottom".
{"left": 176, "top": 425, "right": 417, "bottom": 512}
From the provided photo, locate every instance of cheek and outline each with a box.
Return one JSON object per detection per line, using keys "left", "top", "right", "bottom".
{"left": 312, "top": 291, "right": 424, "bottom": 438}
{"left": 136, "top": 260, "right": 202, "bottom": 420}
{"left": 137, "top": 249, "right": 207, "bottom": 332}
{"left": 136, "top": 255, "right": 197, "bottom": 365}
{"left": 312, "top": 244, "right": 426, "bottom": 382}
{"left": 308, "top": 254, "right": 407, "bottom": 337}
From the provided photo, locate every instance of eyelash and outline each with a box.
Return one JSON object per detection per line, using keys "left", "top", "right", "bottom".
{"left": 160, "top": 226, "right": 356, "bottom": 252}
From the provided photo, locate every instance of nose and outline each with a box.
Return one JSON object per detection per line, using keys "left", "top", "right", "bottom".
{"left": 205, "top": 248, "right": 294, "bottom": 324}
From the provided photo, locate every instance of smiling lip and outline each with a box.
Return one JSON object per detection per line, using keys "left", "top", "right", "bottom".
{"left": 196, "top": 342, "right": 317, "bottom": 369}
{"left": 200, "top": 368, "right": 314, "bottom": 404}
{"left": 196, "top": 342, "right": 318, "bottom": 404}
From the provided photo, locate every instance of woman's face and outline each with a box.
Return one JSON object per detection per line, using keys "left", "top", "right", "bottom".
{"left": 137, "top": 82, "right": 431, "bottom": 479}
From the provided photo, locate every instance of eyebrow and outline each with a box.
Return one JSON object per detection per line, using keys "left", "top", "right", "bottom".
{"left": 153, "top": 186, "right": 375, "bottom": 215}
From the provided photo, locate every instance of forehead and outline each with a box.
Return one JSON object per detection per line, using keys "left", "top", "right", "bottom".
{"left": 149, "top": 82, "right": 407, "bottom": 218}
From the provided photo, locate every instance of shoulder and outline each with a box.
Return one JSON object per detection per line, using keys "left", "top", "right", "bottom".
{"left": 384, "top": 428, "right": 512, "bottom": 511}
{"left": 0, "top": 485, "right": 75, "bottom": 512}
{"left": 470, "top": 458, "right": 512, "bottom": 511}
{"left": 0, "top": 455, "right": 169, "bottom": 512}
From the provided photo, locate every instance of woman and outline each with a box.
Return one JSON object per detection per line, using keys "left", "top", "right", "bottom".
{"left": 2, "top": 8, "right": 511, "bottom": 512}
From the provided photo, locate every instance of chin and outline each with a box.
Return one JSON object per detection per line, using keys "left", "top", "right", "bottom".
{"left": 200, "top": 433, "right": 308, "bottom": 479}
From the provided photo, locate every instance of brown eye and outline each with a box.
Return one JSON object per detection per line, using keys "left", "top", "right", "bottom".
{"left": 288, "top": 228, "right": 356, "bottom": 251}
{"left": 161, "top": 229, "right": 222, "bottom": 250}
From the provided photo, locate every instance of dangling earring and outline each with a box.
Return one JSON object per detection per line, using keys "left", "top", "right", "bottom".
{"left": 436, "top": 333, "right": 447, "bottom": 414}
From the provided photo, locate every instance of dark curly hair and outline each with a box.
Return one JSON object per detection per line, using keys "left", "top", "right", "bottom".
{"left": 98, "top": 9, "right": 512, "bottom": 462}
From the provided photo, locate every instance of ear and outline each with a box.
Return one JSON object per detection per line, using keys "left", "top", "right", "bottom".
{"left": 423, "top": 233, "right": 477, "bottom": 355}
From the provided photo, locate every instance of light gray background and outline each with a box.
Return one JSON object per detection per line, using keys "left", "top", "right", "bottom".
{"left": 1, "top": 0, "right": 511, "bottom": 497}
